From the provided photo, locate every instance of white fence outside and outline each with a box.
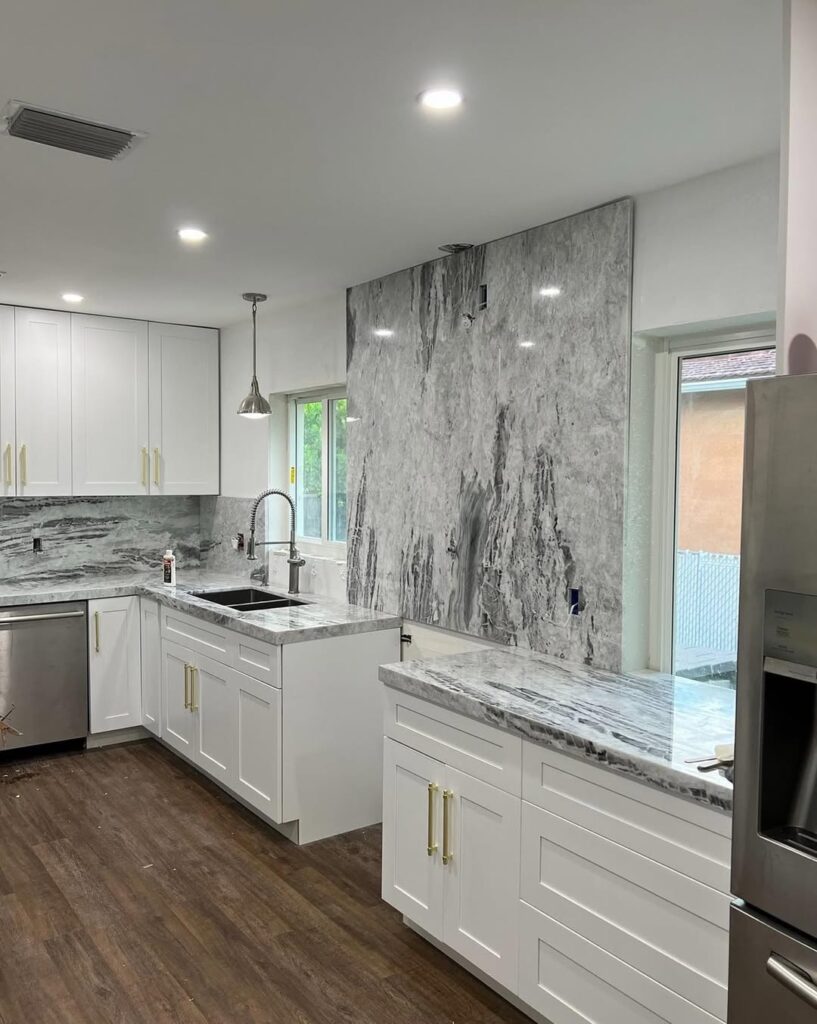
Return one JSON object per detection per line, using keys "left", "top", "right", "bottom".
{"left": 674, "top": 549, "right": 740, "bottom": 675}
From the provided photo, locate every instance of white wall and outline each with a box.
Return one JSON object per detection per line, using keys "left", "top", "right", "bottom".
{"left": 632, "top": 154, "right": 779, "bottom": 336}
{"left": 220, "top": 291, "right": 346, "bottom": 498}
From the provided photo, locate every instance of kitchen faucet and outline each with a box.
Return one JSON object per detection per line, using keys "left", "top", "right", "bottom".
{"left": 246, "top": 489, "right": 306, "bottom": 595}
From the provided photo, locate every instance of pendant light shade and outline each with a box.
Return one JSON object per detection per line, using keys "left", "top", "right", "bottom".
{"left": 237, "top": 292, "right": 272, "bottom": 419}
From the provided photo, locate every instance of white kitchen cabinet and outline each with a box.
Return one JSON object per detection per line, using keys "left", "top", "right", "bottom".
{"left": 0, "top": 306, "right": 15, "bottom": 496}
{"left": 382, "top": 737, "right": 520, "bottom": 990}
{"left": 13, "top": 307, "right": 72, "bottom": 495}
{"left": 140, "top": 598, "right": 161, "bottom": 736}
{"left": 235, "top": 671, "right": 282, "bottom": 821}
{"left": 88, "top": 597, "right": 142, "bottom": 733}
{"left": 443, "top": 765, "right": 520, "bottom": 990}
{"left": 195, "top": 656, "right": 235, "bottom": 785}
{"left": 382, "top": 739, "right": 446, "bottom": 938}
{"left": 162, "top": 639, "right": 198, "bottom": 758}
{"left": 71, "top": 314, "right": 149, "bottom": 495}
{"left": 148, "top": 322, "right": 219, "bottom": 495}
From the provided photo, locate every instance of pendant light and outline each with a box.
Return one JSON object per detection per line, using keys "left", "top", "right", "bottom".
{"left": 237, "top": 292, "right": 272, "bottom": 419}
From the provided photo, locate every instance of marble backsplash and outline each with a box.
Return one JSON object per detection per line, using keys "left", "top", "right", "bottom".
{"left": 0, "top": 495, "right": 203, "bottom": 586}
{"left": 346, "top": 199, "right": 633, "bottom": 670}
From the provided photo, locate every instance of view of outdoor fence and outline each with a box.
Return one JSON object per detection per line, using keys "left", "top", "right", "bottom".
{"left": 674, "top": 550, "right": 740, "bottom": 675}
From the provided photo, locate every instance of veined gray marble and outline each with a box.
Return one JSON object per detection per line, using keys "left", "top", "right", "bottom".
{"left": 0, "top": 570, "right": 401, "bottom": 645}
{"left": 347, "top": 200, "right": 633, "bottom": 670}
{"left": 380, "top": 648, "right": 734, "bottom": 811}
{"left": 200, "top": 496, "right": 265, "bottom": 574}
{"left": 0, "top": 496, "right": 202, "bottom": 586}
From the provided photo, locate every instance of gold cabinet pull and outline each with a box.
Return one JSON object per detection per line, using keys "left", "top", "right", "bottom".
{"left": 3, "top": 444, "right": 11, "bottom": 487}
{"left": 153, "top": 447, "right": 160, "bottom": 487}
{"left": 141, "top": 447, "right": 149, "bottom": 488}
{"left": 94, "top": 611, "right": 101, "bottom": 653}
{"left": 19, "top": 443, "right": 27, "bottom": 486}
{"left": 190, "top": 666, "right": 199, "bottom": 712}
{"left": 442, "top": 789, "right": 453, "bottom": 865}
{"left": 427, "top": 782, "right": 439, "bottom": 856}
{"left": 184, "top": 664, "right": 191, "bottom": 709}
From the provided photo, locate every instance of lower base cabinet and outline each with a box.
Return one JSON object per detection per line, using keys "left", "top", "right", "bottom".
{"left": 382, "top": 688, "right": 732, "bottom": 1024}
{"left": 382, "top": 737, "right": 520, "bottom": 991}
{"left": 88, "top": 596, "right": 142, "bottom": 733}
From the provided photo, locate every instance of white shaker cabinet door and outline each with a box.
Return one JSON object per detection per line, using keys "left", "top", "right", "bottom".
{"left": 71, "top": 314, "right": 149, "bottom": 495}
{"left": 88, "top": 597, "right": 142, "bottom": 733}
{"left": 148, "top": 322, "right": 219, "bottom": 495}
{"left": 0, "top": 306, "right": 15, "bottom": 496}
{"left": 235, "top": 672, "right": 282, "bottom": 822}
{"left": 382, "top": 738, "right": 445, "bottom": 940}
{"left": 14, "top": 307, "right": 72, "bottom": 495}
{"left": 441, "top": 765, "right": 521, "bottom": 991}
{"left": 192, "top": 655, "right": 235, "bottom": 786}
{"left": 140, "top": 598, "right": 162, "bottom": 737}
{"left": 162, "top": 640, "right": 197, "bottom": 758}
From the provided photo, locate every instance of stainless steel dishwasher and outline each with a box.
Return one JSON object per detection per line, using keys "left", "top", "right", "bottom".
{"left": 0, "top": 602, "right": 88, "bottom": 752}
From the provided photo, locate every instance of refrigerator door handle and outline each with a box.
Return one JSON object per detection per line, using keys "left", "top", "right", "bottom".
{"left": 767, "top": 953, "right": 817, "bottom": 1009}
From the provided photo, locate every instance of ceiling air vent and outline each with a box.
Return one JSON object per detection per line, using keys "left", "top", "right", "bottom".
{"left": 1, "top": 100, "right": 144, "bottom": 160}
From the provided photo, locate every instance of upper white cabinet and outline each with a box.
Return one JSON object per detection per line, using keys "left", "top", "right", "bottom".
{"left": 13, "top": 307, "right": 73, "bottom": 495}
{"left": 0, "top": 306, "right": 15, "bottom": 496}
{"left": 71, "top": 315, "right": 150, "bottom": 495}
{"left": 148, "top": 322, "right": 219, "bottom": 495}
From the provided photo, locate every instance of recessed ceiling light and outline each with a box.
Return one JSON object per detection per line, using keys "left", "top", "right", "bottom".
{"left": 62, "top": 292, "right": 84, "bottom": 303}
{"left": 419, "top": 88, "right": 463, "bottom": 111}
{"left": 539, "top": 286, "right": 561, "bottom": 298}
{"left": 178, "top": 226, "right": 208, "bottom": 244}
{"left": 519, "top": 340, "right": 535, "bottom": 349}
{"left": 374, "top": 328, "right": 395, "bottom": 338}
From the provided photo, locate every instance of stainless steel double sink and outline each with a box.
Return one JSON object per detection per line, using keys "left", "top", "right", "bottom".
{"left": 191, "top": 588, "right": 307, "bottom": 613}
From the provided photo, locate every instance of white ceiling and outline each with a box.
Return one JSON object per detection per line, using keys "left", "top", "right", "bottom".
{"left": 0, "top": 0, "right": 780, "bottom": 328}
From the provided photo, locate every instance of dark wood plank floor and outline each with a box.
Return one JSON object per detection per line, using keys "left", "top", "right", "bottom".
{"left": 0, "top": 740, "right": 530, "bottom": 1024}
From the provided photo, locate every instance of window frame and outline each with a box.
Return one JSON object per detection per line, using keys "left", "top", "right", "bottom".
{"left": 287, "top": 386, "right": 347, "bottom": 556}
{"left": 649, "top": 328, "right": 775, "bottom": 674}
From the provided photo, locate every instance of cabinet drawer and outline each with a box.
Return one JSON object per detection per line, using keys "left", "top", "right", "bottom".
{"left": 521, "top": 801, "right": 728, "bottom": 1019}
{"left": 522, "top": 742, "right": 731, "bottom": 891}
{"left": 384, "top": 688, "right": 521, "bottom": 796}
{"left": 519, "top": 900, "right": 721, "bottom": 1024}
{"left": 234, "top": 635, "right": 280, "bottom": 689}
{"left": 161, "top": 607, "right": 231, "bottom": 665}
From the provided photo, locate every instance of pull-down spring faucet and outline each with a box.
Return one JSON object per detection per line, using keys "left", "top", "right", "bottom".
{"left": 246, "top": 489, "right": 306, "bottom": 595}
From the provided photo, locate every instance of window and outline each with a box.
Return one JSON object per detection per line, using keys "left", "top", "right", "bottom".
{"left": 290, "top": 389, "right": 347, "bottom": 547}
{"left": 652, "top": 332, "right": 775, "bottom": 686}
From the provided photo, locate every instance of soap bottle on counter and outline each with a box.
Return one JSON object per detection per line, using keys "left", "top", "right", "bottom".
{"left": 163, "top": 549, "right": 176, "bottom": 586}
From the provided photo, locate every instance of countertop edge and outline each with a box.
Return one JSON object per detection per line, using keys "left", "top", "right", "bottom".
{"left": 379, "top": 664, "right": 733, "bottom": 815}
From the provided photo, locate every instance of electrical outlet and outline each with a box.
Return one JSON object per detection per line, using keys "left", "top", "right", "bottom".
{"left": 569, "top": 587, "right": 582, "bottom": 615}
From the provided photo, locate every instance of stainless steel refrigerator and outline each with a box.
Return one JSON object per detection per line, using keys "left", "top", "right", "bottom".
{"left": 730, "top": 371, "right": 817, "bottom": 1019}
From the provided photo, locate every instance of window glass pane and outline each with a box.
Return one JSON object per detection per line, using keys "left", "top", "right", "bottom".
{"left": 329, "top": 398, "right": 348, "bottom": 542}
{"left": 672, "top": 348, "right": 775, "bottom": 686}
{"left": 296, "top": 400, "right": 323, "bottom": 539}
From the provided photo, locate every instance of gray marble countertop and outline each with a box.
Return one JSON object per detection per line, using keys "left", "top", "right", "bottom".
{"left": 0, "top": 570, "right": 401, "bottom": 645}
{"left": 380, "top": 647, "right": 735, "bottom": 812}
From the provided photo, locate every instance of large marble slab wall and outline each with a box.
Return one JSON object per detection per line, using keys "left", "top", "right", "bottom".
{"left": 346, "top": 199, "right": 633, "bottom": 670}
{"left": 0, "top": 496, "right": 202, "bottom": 586}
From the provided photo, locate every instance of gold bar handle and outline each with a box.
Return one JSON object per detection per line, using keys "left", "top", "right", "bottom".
{"left": 94, "top": 611, "right": 101, "bottom": 653}
{"left": 442, "top": 789, "right": 453, "bottom": 865}
{"left": 427, "top": 782, "right": 439, "bottom": 856}
{"left": 190, "top": 666, "right": 199, "bottom": 712}
{"left": 141, "top": 447, "right": 148, "bottom": 488}
{"left": 19, "top": 443, "right": 27, "bottom": 487}
{"left": 184, "top": 664, "right": 191, "bottom": 709}
{"left": 153, "top": 447, "right": 160, "bottom": 487}
{"left": 3, "top": 443, "right": 11, "bottom": 487}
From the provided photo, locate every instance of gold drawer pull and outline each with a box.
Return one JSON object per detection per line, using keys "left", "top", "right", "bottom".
{"left": 153, "top": 447, "right": 160, "bottom": 487}
{"left": 19, "top": 443, "right": 27, "bottom": 486}
{"left": 427, "top": 782, "right": 439, "bottom": 856}
{"left": 184, "top": 664, "right": 191, "bottom": 709}
{"left": 141, "top": 447, "right": 149, "bottom": 488}
{"left": 442, "top": 789, "right": 453, "bottom": 865}
{"left": 3, "top": 443, "right": 11, "bottom": 486}
{"left": 94, "top": 611, "right": 101, "bottom": 653}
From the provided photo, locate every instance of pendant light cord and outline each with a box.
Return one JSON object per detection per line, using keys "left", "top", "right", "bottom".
{"left": 252, "top": 298, "right": 258, "bottom": 378}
